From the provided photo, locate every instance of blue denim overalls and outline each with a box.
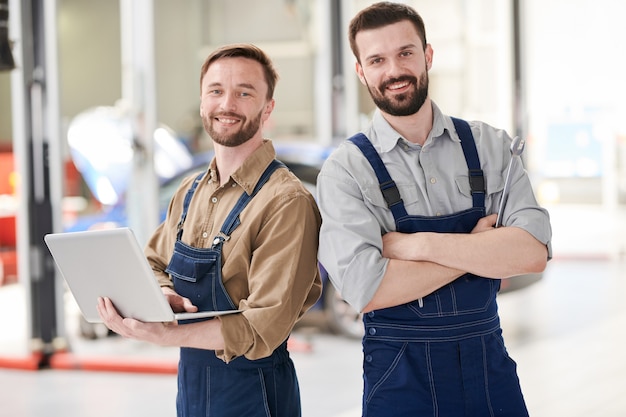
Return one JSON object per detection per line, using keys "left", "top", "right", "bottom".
{"left": 350, "top": 118, "right": 528, "bottom": 417}
{"left": 165, "top": 160, "right": 301, "bottom": 417}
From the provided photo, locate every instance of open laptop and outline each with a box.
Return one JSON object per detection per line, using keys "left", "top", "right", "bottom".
{"left": 44, "top": 227, "right": 241, "bottom": 323}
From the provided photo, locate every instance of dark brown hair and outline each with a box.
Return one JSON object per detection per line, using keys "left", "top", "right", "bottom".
{"left": 348, "top": 2, "right": 427, "bottom": 62}
{"left": 199, "top": 43, "right": 279, "bottom": 99}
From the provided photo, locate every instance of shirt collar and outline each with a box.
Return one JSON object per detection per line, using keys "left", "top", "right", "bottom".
{"left": 371, "top": 110, "right": 402, "bottom": 153}
{"left": 230, "top": 139, "right": 277, "bottom": 195}
{"left": 429, "top": 102, "right": 461, "bottom": 146}
{"left": 370, "top": 101, "right": 459, "bottom": 153}
{"left": 207, "top": 140, "right": 276, "bottom": 194}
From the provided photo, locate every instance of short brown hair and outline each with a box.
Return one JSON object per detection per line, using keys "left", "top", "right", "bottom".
{"left": 199, "top": 43, "right": 279, "bottom": 99}
{"left": 348, "top": 2, "right": 427, "bottom": 62}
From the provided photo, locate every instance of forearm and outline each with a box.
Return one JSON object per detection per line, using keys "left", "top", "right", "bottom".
{"left": 98, "top": 296, "right": 226, "bottom": 351}
{"left": 162, "top": 318, "right": 225, "bottom": 350}
{"left": 413, "top": 227, "right": 548, "bottom": 278}
{"left": 363, "top": 259, "right": 464, "bottom": 313}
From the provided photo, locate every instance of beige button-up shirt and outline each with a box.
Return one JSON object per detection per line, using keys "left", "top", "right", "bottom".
{"left": 145, "top": 140, "right": 322, "bottom": 362}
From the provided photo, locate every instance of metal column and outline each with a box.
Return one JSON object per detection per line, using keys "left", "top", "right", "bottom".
{"left": 120, "top": 0, "right": 159, "bottom": 247}
{"left": 10, "top": 0, "right": 66, "bottom": 366}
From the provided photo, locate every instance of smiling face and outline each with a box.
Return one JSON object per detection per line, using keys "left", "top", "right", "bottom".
{"left": 199, "top": 56, "right": 274, "bottom": 148}
{"left": 355, "top": 20, "right": 433, "bottom": 117}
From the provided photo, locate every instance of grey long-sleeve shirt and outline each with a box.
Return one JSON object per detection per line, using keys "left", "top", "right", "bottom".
{"left": 317, "top": 103, "right": 552, "bottom": 311}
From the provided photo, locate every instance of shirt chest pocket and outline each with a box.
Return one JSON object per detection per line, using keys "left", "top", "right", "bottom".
{"left": 454, "top": 170, "right": 504, "bottom": 209}
{"left": 361, "top": 182, "right": 422, "bottom": 210}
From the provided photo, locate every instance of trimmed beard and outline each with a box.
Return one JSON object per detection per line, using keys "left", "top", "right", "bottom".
{"left": 203, "top": 109, "right": 263, "bottom": 148}
{"left": 367, "top": 71, "right": 429, "bottom": 117}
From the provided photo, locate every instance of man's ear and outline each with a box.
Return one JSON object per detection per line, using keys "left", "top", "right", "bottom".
{"left": 262, "top": 99, "right": 275, "bottom": 122}
{"left": 425, "top": 44, "right": 434, "bottom": 70}
{"left": 355, "top": 62, "right": 367, "bottom": 86}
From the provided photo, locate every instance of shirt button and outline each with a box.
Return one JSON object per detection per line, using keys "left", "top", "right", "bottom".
{"left": 367, "top": 311, "right": 375, "bottom": 318}
{"left": 368, "top": 327, "right": 377, "bottom": 336}
{"left": 211, "top": 197, "right": 218, "bottom": 203}
{"left": 430, "top": 177, "right": 437, "bottom": 184}
{"left": 365, "top": 355, "right": 373, "bottom": 363}
{"left": 202, "top": 232, "right": 208, "bottom": 238}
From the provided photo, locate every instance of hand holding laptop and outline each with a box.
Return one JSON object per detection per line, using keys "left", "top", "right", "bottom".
{"left": 44, "top": 228, "right": 241, "bottom": 323}
{"left": 162, "top": 286, "right": 198, "bottom": 315}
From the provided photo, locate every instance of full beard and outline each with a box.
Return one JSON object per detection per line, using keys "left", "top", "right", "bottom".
{"left": 203, "top": 109, "right": 263, "bottom": 148}
{"left": 367, "top": 71, "right": 429, "bottom": 117}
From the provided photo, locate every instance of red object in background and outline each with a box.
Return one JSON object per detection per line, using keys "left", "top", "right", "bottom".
{"left": 0, "top": 152, "right": 18, "bottom": 285}
{"left": 0, "top": 152, "right": 82, "bottom": 286}
{"left": 64, "top": 159, "right": 82, "bottom": 197}
{"left": 0, "top": 248, "right": 17, "bottom": 285}
{"left": 0, "top": 215, "right": 16, "bottom": 247}
{"left": 0, "top": 215, "right": 17, "bottom": 286}
{"left": 0, "top": 152, "right": 15, "bottom": 195}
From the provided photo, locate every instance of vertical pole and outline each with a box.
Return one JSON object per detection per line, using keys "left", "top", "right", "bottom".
{"left": 0, "top": 0, "right": 15, "bottom": 70}
{"left": 313, "top": 0, "right": 333, "bottom": 145}
{"left": 10, "top": 0, "right": 66, "bottom": 365}
{"left": 329, "top": 0, "right": 345, "bottom": 142}
{"left": 340, "top": 0, "right": 360, "bottom": 140}
{"left": 120, "top": 0, "right": 158, "bottom": 247}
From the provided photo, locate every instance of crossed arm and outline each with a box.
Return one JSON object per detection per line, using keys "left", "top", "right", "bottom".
{"left": 362, "top": 214, "right": 549, "bottom": 312}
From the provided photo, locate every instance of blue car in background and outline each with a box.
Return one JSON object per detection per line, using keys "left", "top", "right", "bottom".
{"left": 64, "top": 110, "right": 364, "bottom": 339}
{"left": 64, "top": 106, "right": 540, "bottom": 340}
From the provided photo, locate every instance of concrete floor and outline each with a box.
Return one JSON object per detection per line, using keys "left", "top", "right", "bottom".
{"left": 1, "top": 204, "right": 626, "bottom": 417}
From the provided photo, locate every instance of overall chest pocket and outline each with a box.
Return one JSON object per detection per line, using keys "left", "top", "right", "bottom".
{"left": 166, "top": 248, "right": 220, "bottom": 283}
{"left": 408, "top": 274, "right": 500, "bottom": 318}
{"left": 166, "top": 246, "right": 232, "bottom": 309}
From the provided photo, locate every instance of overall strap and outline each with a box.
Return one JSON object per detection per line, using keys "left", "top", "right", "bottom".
{"left": 450, "top": 117, "right": 485, "bottom": 208}
{"left": 176, "top": 171, "right": 206, "bottom": 240}
{"left": 348, "top": 133, "right": 409, "bottom": 221}
{"left": 212, "top": 159, "right": 286, "bottom": 248}
{"left": 348, "top": 120, "right": 485, "bottom": 222}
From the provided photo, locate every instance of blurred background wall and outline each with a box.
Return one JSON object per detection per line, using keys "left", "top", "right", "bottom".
{"left": 1, "top": 0, "right": 625, "bottom": 205}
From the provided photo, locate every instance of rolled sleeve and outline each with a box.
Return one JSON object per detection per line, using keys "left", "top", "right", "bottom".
{"left": 496, "top": 146, "right": 553, "bottom": 260}
{"left": 144, "top": 142, "right": 322, "bottom": 363}
{"left": 317, "top": 150, "right": 388, "bottom": 312}
{"left": 509, "top": 205, "right": 553, "bottom": 260}
{"left": 218, "top": 189, "right": 322, "bottom": 361}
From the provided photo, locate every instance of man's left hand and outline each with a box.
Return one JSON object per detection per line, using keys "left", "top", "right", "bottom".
{"left": 97, "top": 296, "right": 174, "bottom": 346}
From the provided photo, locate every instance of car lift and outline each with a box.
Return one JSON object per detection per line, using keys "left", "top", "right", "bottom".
{"left": 0, "top": 0, "right": 66, "bottom": 370}
{"left": 0, "top": 0, "right": 171, "bottom": 373}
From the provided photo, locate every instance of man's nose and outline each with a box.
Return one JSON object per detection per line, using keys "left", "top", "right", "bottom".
{"left": 219, "top": 92, "right": 237, "bottom": 111}
{"left": 386, "top": 58, "right": 404, "bottom": 77}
